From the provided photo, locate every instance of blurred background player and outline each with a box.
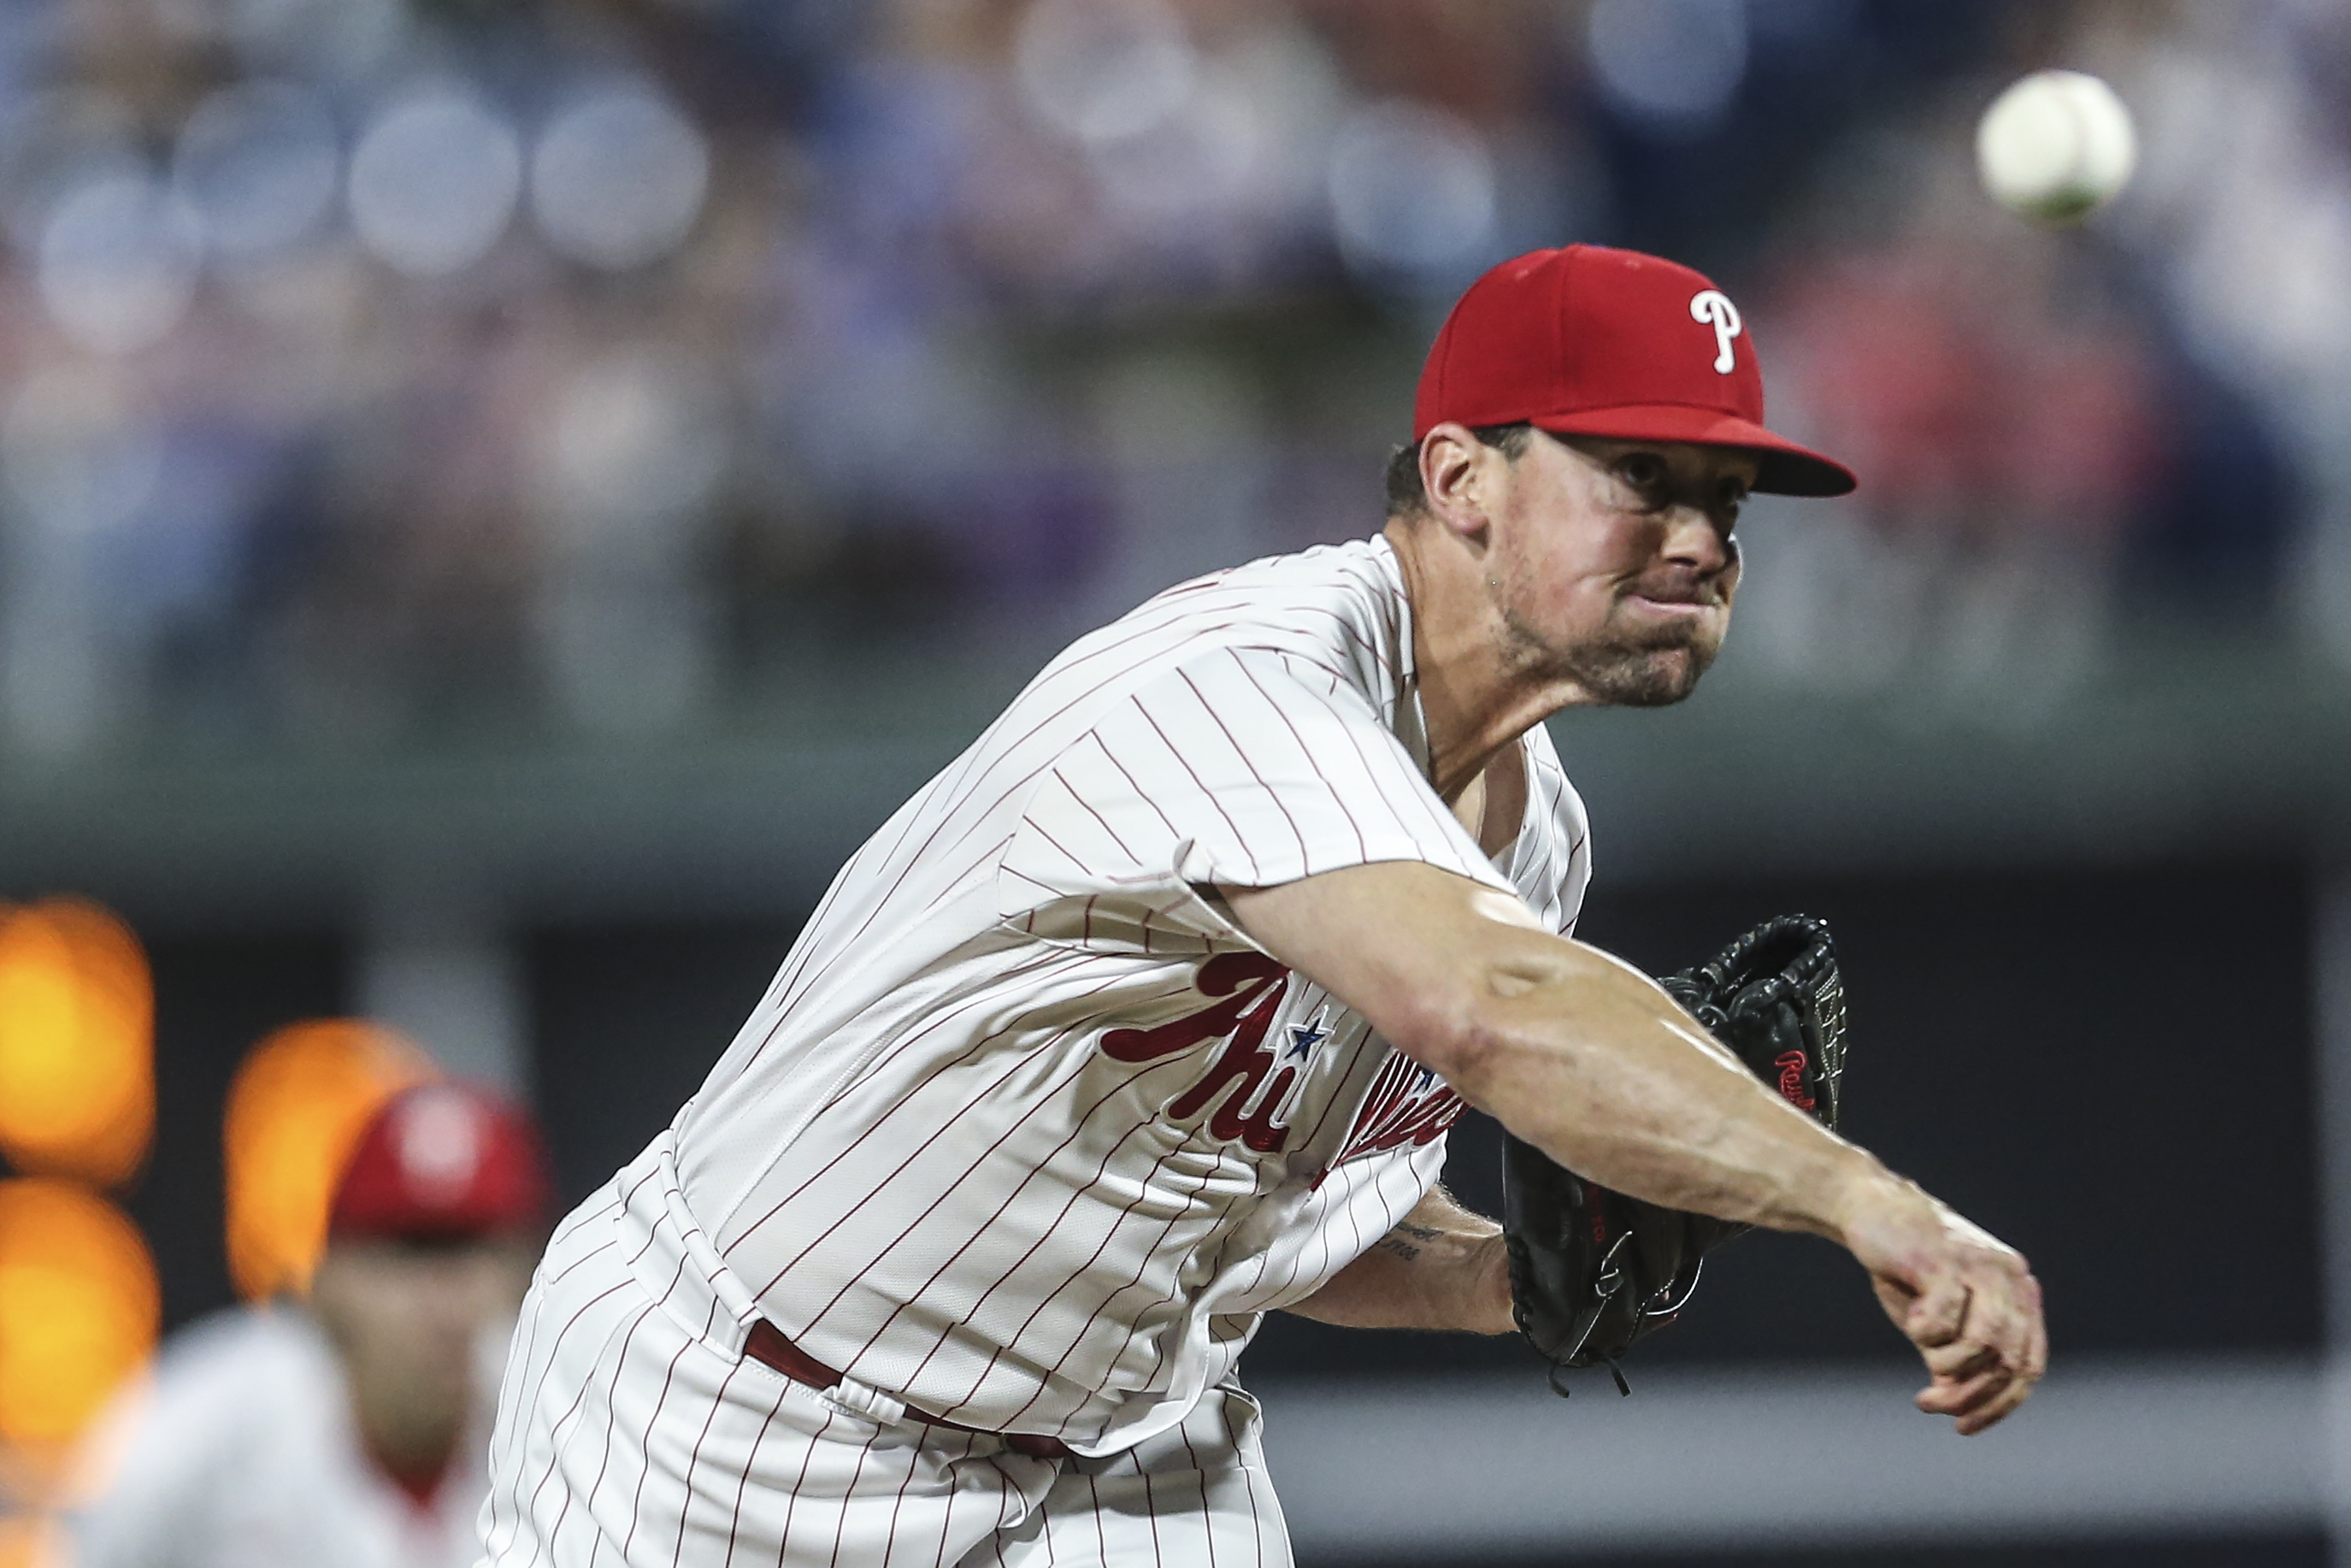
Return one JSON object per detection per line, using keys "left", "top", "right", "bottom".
{"left": 68, "top": 1083, "right": 551, "bottom": 1568}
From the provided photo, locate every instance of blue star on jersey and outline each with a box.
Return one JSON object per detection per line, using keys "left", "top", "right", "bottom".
{"left": 1282, "top": 1008, "right": 1330, "bottom": 1064}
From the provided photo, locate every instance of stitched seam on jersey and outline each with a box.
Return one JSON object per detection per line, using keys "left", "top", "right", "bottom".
{"left": 1230, "top": 651, "right": 1371, "bottom": 864}
{"left": 1177, "top": 658, "right": 1312, "bottom": 872}
{"left": 1130, "top": 695, "right": 1264, "bottom": 884}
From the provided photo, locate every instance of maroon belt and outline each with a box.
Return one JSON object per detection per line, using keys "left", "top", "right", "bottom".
{"left": 743, "top": 1320, "right": 1074, "bottom": 1460}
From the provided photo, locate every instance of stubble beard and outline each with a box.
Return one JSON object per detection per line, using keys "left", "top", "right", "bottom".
{"left": 1499, "top": 603, "right": 1722, "bottom": 707}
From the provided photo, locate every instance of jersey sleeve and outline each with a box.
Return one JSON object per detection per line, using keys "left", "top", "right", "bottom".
{"left": 998, "top": 644, "right": 1515, "bottom": 949}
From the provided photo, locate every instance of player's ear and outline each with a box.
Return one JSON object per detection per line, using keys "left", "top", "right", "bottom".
{"left": 1418, "top": 423, "right": 1491, "bottom": 541}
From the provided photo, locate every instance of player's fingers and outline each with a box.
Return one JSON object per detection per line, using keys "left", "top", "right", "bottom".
{"left": 1953, "top": 1365, "right": 2039, "bottom": 1435}
{"left": 1923, "top": 1338, "right": 1996, "bottom": 1380}
{"left": 1902, "top": 1277, "right": 1970, "bottom": 1348}
{"left": 1915, "top": 1359, "right": 2011, "bottom": 1416}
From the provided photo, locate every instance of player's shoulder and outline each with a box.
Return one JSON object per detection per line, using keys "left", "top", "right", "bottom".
{"left": 1039, "top": 535, "right": 1409, "bottom": 704}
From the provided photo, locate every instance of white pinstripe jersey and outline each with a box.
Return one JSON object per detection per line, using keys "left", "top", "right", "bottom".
{"left": 672, "top": 535, "right": 1591, "bottom": 1457}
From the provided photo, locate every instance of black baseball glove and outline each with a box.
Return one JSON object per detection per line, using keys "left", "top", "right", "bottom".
{"left": 1500, "top": 914, "right": 1848, "bottom": 1395}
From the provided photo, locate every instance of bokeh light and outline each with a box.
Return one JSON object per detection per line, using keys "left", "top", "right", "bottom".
{"left": 222, "top": 1019, "right": 436, "bottom": 1300}
{"left": 529, "top": 82, "right": 709, "bottom": 272}
{"left": 1327, "top": 100, "right": 1498, "bottom": 284}
{"left": 345, "top": 84, "right": 520, "bottom": 277}
{"left": 1015, "top": 0, "right": 1196, "bottom": 146}
{"left": 0, "top": 900, "right": 154, "bottom": 1189}
{"left": 0, "top": 1516, "right": 66, "bottom": 1568}
{"left": 1585, "top": 0, "right": 1751, "bottom": 135}
{"left": 0, "top": 1179, "right": 159, "bottom": 1455}
{"left": 35, "top": 168, "right": 202, "bottom": 355}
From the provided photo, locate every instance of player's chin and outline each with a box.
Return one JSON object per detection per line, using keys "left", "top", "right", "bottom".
{"left": 1583, "top": 637, "right": 1720, "bottom": 708}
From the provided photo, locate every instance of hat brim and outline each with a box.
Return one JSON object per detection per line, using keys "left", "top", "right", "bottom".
{"left": 1525, "top": 404, "right": 1857, "bottom": 498}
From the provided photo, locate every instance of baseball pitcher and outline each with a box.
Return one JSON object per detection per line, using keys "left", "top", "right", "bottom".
{"left": 478, "top": 245, "right": 2045, "bottom": 1567}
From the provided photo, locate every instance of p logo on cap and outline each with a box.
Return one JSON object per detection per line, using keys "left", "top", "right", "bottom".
{"left": 1689, "top": 289, "right": 1742, "bottom": 374}
{"left": 1410, "top": 245, "right": 1855, "bottom": 498}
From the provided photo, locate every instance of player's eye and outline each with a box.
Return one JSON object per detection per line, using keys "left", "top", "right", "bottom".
{"left": 1614, "top": 452, "right": 1668, "bottom": 501}
{"left": 1717, "top": 478, "right": 1748, "bottom": 521}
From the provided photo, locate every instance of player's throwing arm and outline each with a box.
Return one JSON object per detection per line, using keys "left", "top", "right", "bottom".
{"left": 1224, "top": 860, "right": 2047, "bottom": 1435}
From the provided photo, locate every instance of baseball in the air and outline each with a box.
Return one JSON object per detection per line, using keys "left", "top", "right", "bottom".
{"left": 1975, "top": 69, "right": 2136, "bottom": 225}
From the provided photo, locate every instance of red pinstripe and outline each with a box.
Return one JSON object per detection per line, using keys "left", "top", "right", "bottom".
{"left": 933, "top": 1129, "right": 1196, "bottom": 1421}
{"left": 551, "top": 1301, "right": 657, "bottom": 1556}
{"left": 617, "top": 1331, "right": 695, "bottom": 1563}
{"left": 738, "top": 959, "right": 1175, "bottom": 1298}
{"left": 834, "top": 1046, "right": 1203, "bottom": 1387}
{"left": 1176, "top": 661, "right": 1313, "bottom": 868}
{"left": 729, "top": 1381, "right": 803, "bottom": 1568}
{"left": 521, "top": 1285, "right": 640, "bottom": 1528}
{"left": 722, "top": 947, "right": 1093, "bottom": 1262}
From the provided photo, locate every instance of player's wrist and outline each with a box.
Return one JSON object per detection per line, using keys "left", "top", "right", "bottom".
{"left": 1811, "top": 1148, "right": 1912, "bottom": 1248}
{"left": 1470, "top": 1230, "right": 1517, "bottom": 1335}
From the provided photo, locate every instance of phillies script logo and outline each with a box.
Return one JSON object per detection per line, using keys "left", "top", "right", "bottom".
{"left": 1322, "top": 1051, "right": 1462, "bottom": 1181}
{"left": 1101, "top": 952, "right": 1299, "bottom": 1153}
{"left": 1774, "top": 1050, "right": 1815, "bottom": 1112}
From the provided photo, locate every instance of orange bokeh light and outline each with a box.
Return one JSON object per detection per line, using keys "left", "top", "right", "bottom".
{"left": 0, "top": 1515, "right": 66, "bottom": 1568}
{"left": 222, "top": 1020, "right": 437, "bottom": 1300}
{"left": 0, "top": 901, "right": 154, "bottom": 1188}
{"left": 0, "top": 1180, "right": 159, "bottom": 1458}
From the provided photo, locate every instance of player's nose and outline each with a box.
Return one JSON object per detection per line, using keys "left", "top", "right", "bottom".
{"left": 1659, "top": 505, "right": 1735, "bottom": 578}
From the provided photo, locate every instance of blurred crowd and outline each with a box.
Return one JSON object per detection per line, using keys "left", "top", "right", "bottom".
{"left": 0, "top": 0, "right": 2339, "bottom": 762}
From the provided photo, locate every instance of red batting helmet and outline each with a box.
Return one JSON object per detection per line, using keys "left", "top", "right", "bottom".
{"left": 328, "top": 1082, "right": 553, "bottom": 1241}
{"left": 1413, "top": 245, "right": 1856, "bottom": 498}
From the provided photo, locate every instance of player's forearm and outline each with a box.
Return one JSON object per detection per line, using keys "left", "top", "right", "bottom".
{"left": 1223, "top": 864, "right": 1906, "bottom": 1247}
{"left": 1446, "top": 938, "right": 1893, "bottom": 1240}
{"left": 1282, "top": 1187, "right": 1514, "bottom": 1334}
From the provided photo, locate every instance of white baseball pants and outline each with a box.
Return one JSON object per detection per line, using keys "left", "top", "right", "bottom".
{"left": 476, "top": 1137, "right": 1293, "bottom": 1566}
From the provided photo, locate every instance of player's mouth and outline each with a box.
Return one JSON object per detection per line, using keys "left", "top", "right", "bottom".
{"left": 1622, "top": 587, "right": 1721, "bottom": 618}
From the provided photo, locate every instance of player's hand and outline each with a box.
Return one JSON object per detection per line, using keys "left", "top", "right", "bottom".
{"left": 1836, "top": 1175, "right": 2047, "bottom": 1435}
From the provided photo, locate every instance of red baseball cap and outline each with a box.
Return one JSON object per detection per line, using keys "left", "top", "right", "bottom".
{"left": 1413, "top": 245, "right": 1856, "bottom": 498}
{"left": 328, "top": 1082, "right": 553, "bottom": 1241}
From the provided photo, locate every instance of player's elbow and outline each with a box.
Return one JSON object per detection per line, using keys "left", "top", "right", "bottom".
{"left": 1394, "top": 940, "right": 1612, "bottom": 1098}
{"left": 1388, "top": 954, "right": 1558, "bottom": 1090}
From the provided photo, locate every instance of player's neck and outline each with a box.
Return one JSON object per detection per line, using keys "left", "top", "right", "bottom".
{"left": 1383, "top": 519, "right": 1580, "bottom": 802}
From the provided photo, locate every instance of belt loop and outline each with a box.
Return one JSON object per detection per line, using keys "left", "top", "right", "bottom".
{"left": 820, "top": 1376, "right": 908, "bottom": 1428}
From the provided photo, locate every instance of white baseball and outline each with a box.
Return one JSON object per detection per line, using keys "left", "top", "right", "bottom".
{"left": 1975, "top": 69, "right": 2136, "bottom": 225}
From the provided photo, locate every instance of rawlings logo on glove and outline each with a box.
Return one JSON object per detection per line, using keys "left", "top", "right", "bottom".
{"left": 1500, "top": 914, "right": 1849, "bottom": 1396}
